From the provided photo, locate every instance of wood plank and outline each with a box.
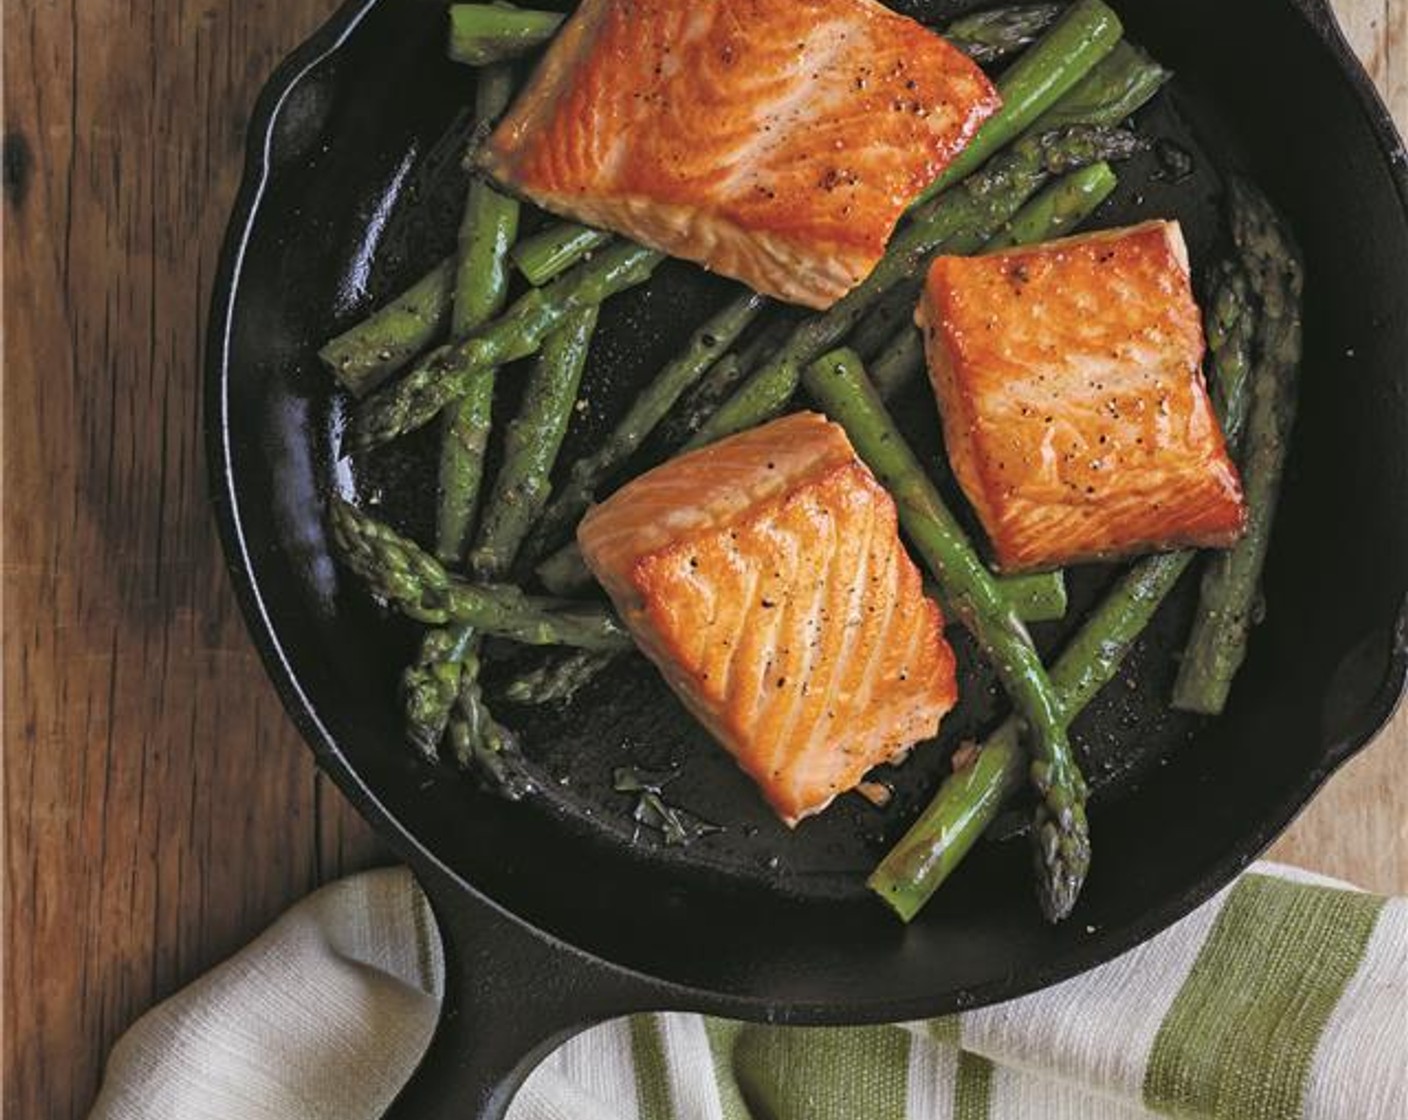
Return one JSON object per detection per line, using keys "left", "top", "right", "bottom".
{"left": 2, "top": 4, "right": 386, "bottom": 1118}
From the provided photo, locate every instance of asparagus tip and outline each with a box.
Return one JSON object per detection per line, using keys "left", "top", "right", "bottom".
{"left": 1031, "top": 779, "right": 1091, "bottom": 923}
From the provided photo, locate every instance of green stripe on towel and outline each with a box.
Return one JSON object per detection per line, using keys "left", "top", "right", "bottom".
{"left": 928, "top": 1015, "right": 962, "bottom": 1046}
{"left": 703, "top": 1019, "right": 754, "bottom": 1120}
{"left": 632, "top": 1015, "right": 676, "bottom": 1120}
{"left": 731, "top": 1026, "right": 911, "bottom": 1120}
{"left": 954, "top": 1051, "right": 995, "bottom": 1120}
{"left": 1143, "top": 873, "right": 1385, "bottom": 1119}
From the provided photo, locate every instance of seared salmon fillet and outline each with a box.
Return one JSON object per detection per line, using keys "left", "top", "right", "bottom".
{"left": 480, "top": 0, "right": 1000, "bottom": 309}
{"left": 918, "top": 220, "right": 1247, "bottom": 571}
{"left": 577, "top": 412, "right": 957, "bottom": 825}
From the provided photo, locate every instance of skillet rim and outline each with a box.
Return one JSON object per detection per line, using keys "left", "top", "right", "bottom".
{"left": 205, "top": 0, "right": 1408, "bottom": 1023}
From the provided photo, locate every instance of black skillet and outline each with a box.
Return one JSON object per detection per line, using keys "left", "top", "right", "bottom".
{"left": 207, "top": 1, "right": 1408, "bottom": 1116}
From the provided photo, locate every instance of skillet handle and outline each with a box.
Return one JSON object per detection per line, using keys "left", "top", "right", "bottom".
{"left": 384, "top": 861, "right": 666, "bottom": 1120}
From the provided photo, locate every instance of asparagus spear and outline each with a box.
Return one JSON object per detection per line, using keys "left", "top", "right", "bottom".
{"left": 504, "top": 649, "right": 619, "bottom": 705}
{"left": 447, "top": 305, "right": 598, "bottom": 785}
{"left": 1172, "top": 180, "right": 1303, "bottom": 714}
{"left": 470, "top": 305, "right": 600, "bottom": 578}
{"left": 318, "top": 258, "right": 454, "bottom": 398}
{"left": 802, "top": 348, "right": 1088, "bottom": 921}
{"left": 403, "top": 624, "right": 477, "bottom": 758}
{"left": 350, "top": 242, "right": 664, "bottom": 453}
{"left": 406, "top": 65, "right": 523, "bottom": 759}
{"left": 869, "top": 551, "right": 1193, "bottom": 920}
{"left": 869, "top": 329, "right": 926, "bottom": 402}
{"left": 983, "top": 159, "right": 1119, "bottom": 250}
{"left": 436, "top": 64, "right": 521, "bottom": 564}
{"left": 689, "top": 125, "right": 1146, "bottom": 449}
{"left": 943, "top": 4, "right": 1064, "bottom": 66}
{"left": 911, "top": 0, "right": 1123, "bottom": 207}
{"left": 993, "top": 570, "right": 1068, "bottom": 625}
{"left": 524, "top": 291, "right": 767, "bottom": 560}
{"left": 447, "top": 4, "right": 564, "bottom": 66}
{"left": 846, "top": 285, "right": 922, "bottom": 361}
{"left": 1024, "top": 40, "right": 1171, "bottom": 134}
{"left": 328, "top": 497, "right": 632, "bottom": 649}
{"left": 869, "top": 239, "right": 1260, "bottom": 921}
{"left": 655, "top": 315, "right": 797, "bottom": 449}
{"left": 1198, "top": 259, "right": 1256, "bottom": 451}
{"left": 512, "top": 222, "right": 615, "bottom": 286}
{"left": 447, "top": 649, "right": 535, "bottom": 799}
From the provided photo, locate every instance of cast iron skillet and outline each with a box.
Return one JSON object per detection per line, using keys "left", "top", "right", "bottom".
{"left": 208, "top": 1, "right": 1408, "bottom": 1116}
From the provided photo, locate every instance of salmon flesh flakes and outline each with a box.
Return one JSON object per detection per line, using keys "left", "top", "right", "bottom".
{"left": 480, "top": 0, "right": 1000, "bottom": 309}
{"left": 918, "top": 220, "right": 1248, "bottom": 572}
{"left": 577, "top": 412, "right": 957, "bottom": 826}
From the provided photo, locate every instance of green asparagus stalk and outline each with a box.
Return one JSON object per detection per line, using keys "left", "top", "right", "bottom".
{"left": 434, "top": 370, "right": 495, "bottom": 567}
{"left": 447, "top": 650, "right": 535, "bottom": 798}
{"left": 911, "top": 0, "right": 1123, "bottom": 207}
{"left": 1024, "top": 40, "right": 1171, "bottom": 134}
{"left": 1172, "top": 180, "right": 1303, "bottom": 715}
{"left": 512, "top": 222, "right": 615, "bottom": 286}
{"left": 992, "top": 570, "right": 1068, "bottom": 624}
{"left": 470, "top": 305, "right": 600, "bottom": 578}
{"left": 982, "top": 160, "right": 1119, "bottom": 250}
{"left": 1199, "top": 259, "right": 1256, "bottom": 451}
{"left": 689, "top": 125, "right": 1146, "bottom": 449}
{"left": 535, "top": 539, "right": 596, "bottom": 595}
{"left": 408, "top": 65, "right": 523, "bottom": 762}
{"left": 657, "top": 353, "right": 742, "bottom": 443}
{"left": 504, "top": 649, "right": 619, "bottom": 705}
{"left": 524, "top": 291, "right": 767, "bottom": 560}
{"left": 451, "top": 72, "right": 520, "bottom": 338}
{"left": 350, "top": 242, "right": 664, "bottom": 453}
{"left": 869, "top": 550, "right": 1193, "bottom": 920}
{"left": 449, "top": 305, "right": 597, "bottom": 784}
{"left": 869, "top": 234, "right": 1260, "bottom": 920}
{"left": 655, "top": 315, "right": 797, "bottom": 449}
{"left": 869, "top": 330, "right": 926, "bottom": 400}
{"left": 328, "top": 497, "right": 632, "bottom": 649}
{"left": 802, "top": 348, "right": 1088, "bottom": 921}
{"left": 436, "top": 64, "right": 521, "bottom": 564}
{"left": 447, "top": 3, "right": 564, "bottom": 66}
{"left": 846, "top": 285, "right": 922, "bottom": 361}
{"left": 318, "top": 258, "right": 454, "bottom": 397}
{"left": 402, "top": 624, "right": 476, "bottom": 758}
{"left": 943, "top": 4, "right": 1064, "bottom": 66}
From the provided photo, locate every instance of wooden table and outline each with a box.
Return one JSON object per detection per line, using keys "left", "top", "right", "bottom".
{"left": 4, "top": 2, "right": 1404, "bottom": 1116}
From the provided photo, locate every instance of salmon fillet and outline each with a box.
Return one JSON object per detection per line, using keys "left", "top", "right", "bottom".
{"left": 577, "top": 411, "right": 958, "bottom": 825}
{"left": 918, "top": 220, "right": 1247, "bottom": 572}
{"left": 480, "top": 0, "right": 1000, "bottom": 309}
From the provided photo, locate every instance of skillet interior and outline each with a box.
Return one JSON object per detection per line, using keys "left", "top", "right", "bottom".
{"left": 214, "top": 0, "right": 1408, "bottom": 1018}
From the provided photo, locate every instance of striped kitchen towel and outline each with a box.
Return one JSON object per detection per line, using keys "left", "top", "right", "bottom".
{"left": 90, "top": 863, "right": 1406, "bottom": 1120}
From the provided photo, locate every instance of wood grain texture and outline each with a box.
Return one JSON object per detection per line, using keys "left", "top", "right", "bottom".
{"left": 2, "top": 4, "right": 388, "bottom": 1119}
{"left": 1, "top": 2, "right": 1404, "bottom": 1119}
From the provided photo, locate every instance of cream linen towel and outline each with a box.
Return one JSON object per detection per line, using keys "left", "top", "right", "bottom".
{"left": 89, "top": 862, "right": 1407, "bottom": 1120}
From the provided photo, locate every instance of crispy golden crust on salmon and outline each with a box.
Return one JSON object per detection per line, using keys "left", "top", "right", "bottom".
{"left": 578, "top": 412, "right": 957, "bottom": 825}
{"left": 481, "top": 0, "right": 1000, "bottom": 309}
{"left": 918, "top": 220, "right": 1247, "bottom": 571}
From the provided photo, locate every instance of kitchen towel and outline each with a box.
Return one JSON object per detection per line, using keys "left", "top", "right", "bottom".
{"left": 89, "top": 862, "right": 1406, "bottom": 1120}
